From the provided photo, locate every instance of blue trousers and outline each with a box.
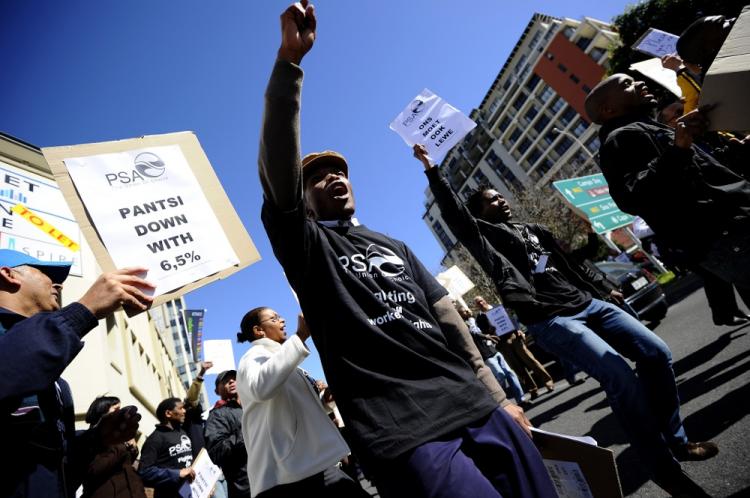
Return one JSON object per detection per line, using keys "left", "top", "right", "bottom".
{"left": 370, "top": 408, "right": 557, "bottom": 498}
{"left": 527, "top": 298, "right": 687, "bottom": 475}
{"left": 485, "top": 353, "right": 525, "bottom": 404}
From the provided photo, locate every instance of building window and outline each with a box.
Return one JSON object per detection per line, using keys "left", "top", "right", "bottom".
{"left": 589, "top": 47, "right": 606, "bottom": 61}
{"left": 525, "top": 74, "right": 541, "bottom": 91}
{"left": 526, "top": 147, "right": 542, "bottom": 166}
{"left": 586, "top": 135, "right": 601, "bottom": 154}
{"left": 575, "top": 37, "right": 592, "bottom": 51}
{"left": 554, "top": 136, "right": 574, "bottom": 156}
{"left": 528, "top": 30, "right": 542, "bottom": 49}
{"left": 488, "top": 98, "right": 501, "bottom": 116}
{"left": 518, "top": 138, "right": 532, "bottom": 155}
{"left": 542, "top": 130, "right": 557, "bottom": 146}
{"left": 533, "top": 114, "right": 551, "bottom": 133}
{"left": 432, "top": 221, "right": 453, "bottom": 250}
{"left": 560, "top": 107, "right": 577, "bottom": 126}
{"left": 472, "top": 168, "right": 488, "bottom": 185}
{"left": 572, "top": 119, "right": 588, "bottom": 137}
{"left": 512, "top": 94, "right": 526, "bottom": 111}
{"left": 538, "top": 157, "right": 554, "bottom": 175}
{"left": 563, "top": 26, "right": 575, "bottom": 39}
{"left": 550, "top": 97, "right": 565, "bottom": 114}
{"left": 545, "top": 52, "right": 555, "bottom": 61}
{"left": 569, "top": 74, "right": 580, "bottom": 84}
{"left": 582, "top": 84, "right": 591, "bottom": 94}
{"left": 509, "top": 127, "right": 522, "bottom": 144}
{"left": 499, "top": 116, "right": 512, "bottom": 132}
{"left": 557, "top": 63, "right": 568, "bottom": 73}
{"left": 524, "top": 106, "right": 539, "bottom": 123}
{"left": 538, "top": 85, "right": 554, "bottom": 103}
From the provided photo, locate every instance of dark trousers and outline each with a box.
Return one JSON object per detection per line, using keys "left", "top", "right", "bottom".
{"left": 256, "top": 466, "right": 368, "bottom": 498}
{"left": 370, "top": 408, "right": 557, "bottom": 498}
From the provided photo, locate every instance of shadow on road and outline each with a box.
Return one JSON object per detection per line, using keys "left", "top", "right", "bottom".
{"left": 529, "top": 385, "right": 604, "bottom": 427}
{"left": 673, "top": 328, "right": 749, "bottom": 378}
{"left": 612, "top": 446, "right": 651, "bottom": 496}
{"left": 682, "top": 380, "right": 750, "bottom": 442}
{"left": 677, "top": 348, "right": 750, "bottom": 406}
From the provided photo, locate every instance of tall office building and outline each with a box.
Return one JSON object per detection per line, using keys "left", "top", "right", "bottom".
{"left": 424, "top": 13, "right": 617, "bottom": 256}
{"left": 0, "top": 132, "right": 207, "bottom": 435}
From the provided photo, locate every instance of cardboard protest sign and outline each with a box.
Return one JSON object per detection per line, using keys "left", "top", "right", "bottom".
{"left": 531, "top": 428, "right": 623, "bottom": 498}
{"left": 389, "top": 88, "right": 476, "bottom": 162}
{"left": 632, "top": 28, "right": 679, "bottom": 58}
{"left": 43, "top": 132, "right": 260, "bottom": 309}
{"left": 629, "top": 58, "right": 681, "bottom": 97}
{"left": 699, "top": 5, "right": 750, "bottom": 131}
{"left": 486, "top": 305, "right": 515, "bottom": 336}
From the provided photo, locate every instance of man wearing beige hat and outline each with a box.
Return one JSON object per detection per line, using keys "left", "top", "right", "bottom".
{"left": 255, "top": 2, "right": 557, "bottom": 497}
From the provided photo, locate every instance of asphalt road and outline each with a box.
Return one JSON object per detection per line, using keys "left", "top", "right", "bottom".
{"left": 523, "top": 285, "right": 750, "bottom": 497}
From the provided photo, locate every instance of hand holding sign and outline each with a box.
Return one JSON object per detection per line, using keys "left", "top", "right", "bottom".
{"left": 78, "top": 267, "right": 155, "bottom": 318}
{"left": 390, "top": 89, "right": 476, "bottom": 163}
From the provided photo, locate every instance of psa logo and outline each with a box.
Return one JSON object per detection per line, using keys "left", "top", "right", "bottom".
{"left": 401, "top": 98, "right": 426, "bottom": 127}
{"left": 105, "top": 152, "right": 167, "bottom": 186}
{"left": 339, "top": 244, "right": 405, "bottom": 278}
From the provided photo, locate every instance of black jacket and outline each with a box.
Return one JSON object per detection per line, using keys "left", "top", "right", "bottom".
{"left": 204, "top": 401, "right": 250, "bottom": 498}
{"left": 599, "top": 114, "right": 750, "bottom": 263}
{"left": 426, "top": 167, "right": 615, "bottom": 324}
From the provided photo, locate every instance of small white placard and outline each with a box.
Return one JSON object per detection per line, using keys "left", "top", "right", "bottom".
{"left": 543, "top": 459, "right": 594, "bottom": 498}
{"left": 389, "top": 88, "right": 477, "bottom": 162}
{"left": 632, "top": 28, "right": 679, "bottom": 58}
{"left": 203, "top": 339, "right": 236, "bottom": 375}
{"left": 190, "top": 449, "right": 222, "bottom": 498}
{"left": 486, "top": 305, "right": 516, "bottom": 336}
{"left": 436, "top": 265, "right": 475, "bottom": 300}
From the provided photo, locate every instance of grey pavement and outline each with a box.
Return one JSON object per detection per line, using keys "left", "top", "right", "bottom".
{"left": 523, "top": 287, "right": 750, "bottom": 497}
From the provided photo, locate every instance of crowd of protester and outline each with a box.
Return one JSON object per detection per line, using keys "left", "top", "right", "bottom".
{"left": 1, "top": 2, "right": 748, "bottom": 497}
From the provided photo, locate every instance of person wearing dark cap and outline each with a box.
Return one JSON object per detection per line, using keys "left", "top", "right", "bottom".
{"left": 204, "top": 369, "right": 250, "bottom": 498}
{"left": 256, "top": 3, "right": 556, "bottom": 497}
{"left": 0, "top": 249, "right": 154, "bottom": 498}
{"left": 236, "top": 307, "right": 367, "bottom": 498}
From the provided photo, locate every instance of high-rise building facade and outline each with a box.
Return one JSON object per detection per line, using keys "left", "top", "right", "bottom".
{"left": 424, "top": 14, "right": 617, "bottom": 256}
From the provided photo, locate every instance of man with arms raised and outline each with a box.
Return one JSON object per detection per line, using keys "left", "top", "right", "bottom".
{"left": 256, "top": 2, "right": 556, "bottom": 497}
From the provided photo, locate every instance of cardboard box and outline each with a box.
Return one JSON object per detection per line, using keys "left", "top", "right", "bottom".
{"left": 699, "top": 5, "right": 750, "bottom": 131}
{"left": 532, "top": 428, "right": 623, "bottom": 498}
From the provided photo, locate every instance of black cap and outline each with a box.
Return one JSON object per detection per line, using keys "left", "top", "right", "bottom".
{"left": 215, "top": 370, "right": 236, "bottom": 388}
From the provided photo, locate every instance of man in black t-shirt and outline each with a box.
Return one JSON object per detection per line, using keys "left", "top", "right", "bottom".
{"left": 139, "top": 398, "right": 196, "bottom": 498}
{"left": 255, "top": 3, "right": 557, "bottom": 497}
{"left": 414, "top": 143, "right": 717, "bottom": 497}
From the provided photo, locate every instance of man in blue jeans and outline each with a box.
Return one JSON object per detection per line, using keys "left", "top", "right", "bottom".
{"left": 414, "top": 144, "right": 717, "bottom": 497}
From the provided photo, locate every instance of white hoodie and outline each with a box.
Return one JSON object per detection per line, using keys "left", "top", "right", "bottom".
{"left": 237, "top": 336, "right": 349, "bottom": 497}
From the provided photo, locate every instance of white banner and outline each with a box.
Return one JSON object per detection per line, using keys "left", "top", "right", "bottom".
{"left": 63, "top": 145, "right": 239, "bottom": 296}
{"left": 389, "top": 88, "right": 476, "bottom": 162}
{"left": 189, "top": 449, "right": 222, "bottom": 498}
{"left": 486, "top": 305, "right": 516, "bottom": 336}
{"left": 436, "top": 265, "right": 475, "bottom": 300}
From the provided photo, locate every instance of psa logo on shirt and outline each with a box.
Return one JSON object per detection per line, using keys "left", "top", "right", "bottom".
{"left": 339, "top": 244, "right": 408, "bottom": 280}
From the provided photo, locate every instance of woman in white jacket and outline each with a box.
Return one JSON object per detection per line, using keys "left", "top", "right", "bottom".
{"left": 235, "top": 307, "right": 370, "bottom": 498}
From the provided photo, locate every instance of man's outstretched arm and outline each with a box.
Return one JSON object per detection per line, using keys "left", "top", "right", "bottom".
{"left": 258, "top": 0, "right": 317, "bottom": 211}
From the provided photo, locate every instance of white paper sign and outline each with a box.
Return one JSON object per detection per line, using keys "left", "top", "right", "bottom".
{"left": 63, "top": 145, "right": 239, "bottom": 296}
{"left": 632, "top": 28, "right": 679, "bottom": 58}
{"left": 389, "top": 88, "right": 477, "bottom": 162}
{"left": 203, "top": 339, "right": 236, "bottom": 375}
{"left": 486, "top": 305, "right": 516, "bottom": 336}
{"left": 436, "top": 265, "right": 475, "bottom": 300}
{"left": 0, "top": 160, "right": 83, "bottom": 276}
{"left": 189, "top": 449, "right": 222, "bottom": 498}
{"left": 543, "top": 459, "right": 594, "bottom": 498}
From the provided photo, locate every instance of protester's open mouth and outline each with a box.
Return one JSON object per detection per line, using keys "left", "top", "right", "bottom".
{"left": 328, "top": 181, "right": 349, "bottom": 198}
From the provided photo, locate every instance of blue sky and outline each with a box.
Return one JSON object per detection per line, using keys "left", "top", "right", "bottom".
{"left": 0, "top": 0, "right": 632, "bottom": 402}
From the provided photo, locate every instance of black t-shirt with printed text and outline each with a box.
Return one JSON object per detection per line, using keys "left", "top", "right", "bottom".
{"left": 262, "top": 200, "right": 498, "bottom": 463}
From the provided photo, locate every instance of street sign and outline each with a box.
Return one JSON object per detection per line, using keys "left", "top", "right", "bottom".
{"left": 552, "top": 174, "right": 634, "bottom": 234}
